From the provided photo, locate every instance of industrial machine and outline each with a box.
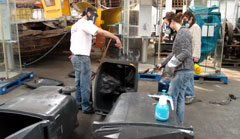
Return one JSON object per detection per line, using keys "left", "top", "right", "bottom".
{"left": 41, "top": 0, "right": 71, "bottom": 19}
{"left": 222, "top": 0, "right": 240, "bottom": 67}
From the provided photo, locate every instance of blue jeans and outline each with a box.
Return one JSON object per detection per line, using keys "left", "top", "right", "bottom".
{"left": 71, "top": 55, "right": 92, "bottom": 111}
{"left": 168, "top": 70, "right": 194, "bottom": 124}
{"left": 185, "top": 75, "right": 195, "bottom": 98}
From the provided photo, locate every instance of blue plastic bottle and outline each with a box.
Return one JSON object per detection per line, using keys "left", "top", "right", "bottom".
{"left": 155, "top": 90, "right": 174, "bottom": 121}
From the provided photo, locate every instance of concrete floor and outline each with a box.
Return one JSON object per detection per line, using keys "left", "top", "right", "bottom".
{"left": 0, "top": 50, "right": 240, "bottom": 139}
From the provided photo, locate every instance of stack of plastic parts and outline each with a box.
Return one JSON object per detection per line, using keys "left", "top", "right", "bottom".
{"left": 190, "top": 5, "right": 221, "bottom": 63}
{"left": 24, "top": 77, "right": 64, "bottom": 89}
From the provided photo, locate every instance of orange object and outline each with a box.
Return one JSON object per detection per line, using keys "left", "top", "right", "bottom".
{"left": 194, "top": 64, "right": 202, "bottom": 74}
{"left": 35, "top": 1, "right": 43, "bottom": 8}
{"left": 95, "top": 34, "right": 106, "bottom": 48}
{"left": 92, "top": 39, "right": 112, "bottom": 80}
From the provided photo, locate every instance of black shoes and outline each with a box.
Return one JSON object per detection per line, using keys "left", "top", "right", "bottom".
{"left": 83, "top": 109, "right": 95, "bottom": 114}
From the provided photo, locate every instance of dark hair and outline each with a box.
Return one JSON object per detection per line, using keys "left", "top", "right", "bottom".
{"left": 165, "top": 12, "right": 183, "bottom": 24}
{"left": 82, "top": 7, "right": 96, "bottom": 16}
{"left": 183, "top": 10, "right": 196, "bottom": 27}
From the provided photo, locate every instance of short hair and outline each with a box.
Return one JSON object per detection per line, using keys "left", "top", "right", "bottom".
{"left": 82, "top": 7, "right": 96, "bottom": 16}
{"left": 165, "top": 12, "right": 183, "bottom": 24}
{"left": 183, "top": 10, "right": 196, "bottom": 27}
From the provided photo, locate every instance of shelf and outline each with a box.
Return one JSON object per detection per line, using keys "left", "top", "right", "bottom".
{"left": 233, "top": 33, "right": 240, "bottom": 37}
{"left": 226, "top": 44, "right": 240, "bottom": 47}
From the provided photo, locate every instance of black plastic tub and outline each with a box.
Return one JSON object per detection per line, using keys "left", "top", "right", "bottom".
{"left": 92, "top": 93, "right": 194, "bottom": 139}
{"left": 0, "top": 86, "right": 78, "bottom": 139}
{"left": 94, "top": 58, "right": 138, "bottom": 113}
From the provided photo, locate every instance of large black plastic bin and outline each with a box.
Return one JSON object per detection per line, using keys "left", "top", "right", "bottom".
{"left": 92, "top": 93, "right": 194, "bottom": 139}
{"left": 0, "top": 86, "right": 78, "bottom": 139}
{"left": 94, "top": 58, "right": 138, "bottom": 113}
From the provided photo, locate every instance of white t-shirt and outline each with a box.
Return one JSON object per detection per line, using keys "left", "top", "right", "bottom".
{"left": 70, "top": 18, "right": 99, "bottom": 56}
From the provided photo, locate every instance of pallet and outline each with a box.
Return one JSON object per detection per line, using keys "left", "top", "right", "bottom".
{"left": 194, "top": 72, "right": 228, "bottom": 84}
{"left": 0, "top": 72, "right": 34, "bottom": 95}
{"left": 222, "top": 61, "right": 240, "bottom": 68}
{"left": 154, "top": 52, "right": 171, "bottom": 56}
{"left": 138, "top": 73, "right": 160, "bottom": 81}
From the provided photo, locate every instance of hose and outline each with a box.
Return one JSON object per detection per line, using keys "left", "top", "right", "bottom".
{"left": 91, "top": 39, "right": 112, "bottom": 80}
{"left": 23, "top": 32, "right": 68, "bottom": 67}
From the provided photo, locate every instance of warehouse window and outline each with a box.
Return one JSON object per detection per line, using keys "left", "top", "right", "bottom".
{"left": 44, "top": 0, "right": 55, "bottom": 6}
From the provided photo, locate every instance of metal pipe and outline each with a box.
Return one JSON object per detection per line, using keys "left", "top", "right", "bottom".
{"left": 157, "top": 0, "right": 163, "bottom": 65}
{"left": 0, "top": 5, "right": 9, "bottom": 79}
{"left": 219, "top": 0, "right": 228, "bottom": 71}
{"left": 122, "top": 0, "right": 130, "bottom": 56}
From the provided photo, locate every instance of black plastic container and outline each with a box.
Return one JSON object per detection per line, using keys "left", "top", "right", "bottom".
{"left": 158, "top": 77, "right": 171, "bottom": 92}
{"left": 0, "top": 86, "right": 78, "bottom": 139}
{"left": 94, "top": 58, "right": 138, "bottom": 113}
{"left": 92, "top": 93, "right": 194, "bottom": 139}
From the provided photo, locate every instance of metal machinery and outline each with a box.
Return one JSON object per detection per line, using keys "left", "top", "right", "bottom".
{"left": 189, "top": 0, "right": 228, "bottom": 83}
{"left": 0, "top": 0, "right": 33, "bottom": 95}
{"left": 41, "top": 0, "right": 71, "bottom": 19}
{"left": 223, "top": 0, "right": 240, "bottom": 67}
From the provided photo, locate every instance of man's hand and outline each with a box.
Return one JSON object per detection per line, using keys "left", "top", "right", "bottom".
{"left": 96, "top": 29, "right": 122, "bottom": 48}
{"left": 115, "top": 38, "right": 122, "bottom": 48}
{"left": 193, "top": 57, "right": 199, "bottom": 63}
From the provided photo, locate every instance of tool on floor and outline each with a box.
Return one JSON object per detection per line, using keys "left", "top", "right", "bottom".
{"left": 141, "top": 65, "right": 159, "bottom": 74}
{"left": 209, "top": 94, "right": 238, "bottom": 105}
{"left": 148, "top": 90, "right": 174, "bottom": 121}
{"left": 24, "top": 77, "right": 64, "bottom": 89}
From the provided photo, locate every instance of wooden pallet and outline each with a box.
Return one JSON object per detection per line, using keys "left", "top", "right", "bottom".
{"left": 222, "top": 60, "right": 240, "bottom": 67}
{"left": 222, "top": 62, "right": 240, "bottom": 67}
{"left": 154, "top": 52, "right": 171, "bottom": 56}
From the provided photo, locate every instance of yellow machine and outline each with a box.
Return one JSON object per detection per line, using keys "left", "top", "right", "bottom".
{"left": 40, "top": 1, "right": 121, "bottom": 31}
{"left": 41, "top": 0, "right": 71, "bottom": 19}
{"left": 74, "top": 2, "right": 121, "bottom": 31}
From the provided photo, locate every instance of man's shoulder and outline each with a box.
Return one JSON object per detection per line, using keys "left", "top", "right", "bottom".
{"left": 192, "top": 23, "right": 201, "bottom": 30}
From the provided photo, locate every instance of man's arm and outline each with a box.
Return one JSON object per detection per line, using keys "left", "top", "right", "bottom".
{"left": 192, "top": 25, "right": 201, "bottom": 62}
{"left": 96, "top": 28, "right": 122, "bottom": 48}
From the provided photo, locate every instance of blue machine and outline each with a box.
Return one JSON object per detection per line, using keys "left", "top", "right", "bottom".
{"left": 190, "top": 5, "right": 221, "bottom": 63}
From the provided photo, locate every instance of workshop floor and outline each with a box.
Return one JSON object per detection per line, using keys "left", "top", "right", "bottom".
{"left": 0, "top": 50, "right": 240, "bottom": 139}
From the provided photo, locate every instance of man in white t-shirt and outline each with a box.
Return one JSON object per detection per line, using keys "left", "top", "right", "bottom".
{"left": 70, "top": 7, "right": 121, "bottom": 114}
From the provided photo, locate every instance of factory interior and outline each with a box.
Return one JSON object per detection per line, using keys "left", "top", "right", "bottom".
{"left": 0, "top": 0, "right": 240, "bottom": 139}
